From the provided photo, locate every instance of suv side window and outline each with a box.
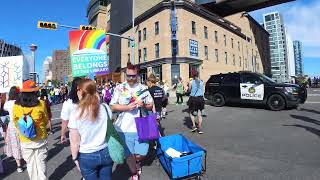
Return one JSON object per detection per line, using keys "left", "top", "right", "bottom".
{"left": 222, "top": 73, "right": 239, "bottom": 84}
{"left": 241, "top": 74, "right": 263, "bottom": 84}
{"left": 209, "top": 75, "right": 221, "bottom": 83}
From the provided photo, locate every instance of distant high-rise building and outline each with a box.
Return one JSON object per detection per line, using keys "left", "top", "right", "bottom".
{"left": 286, "top": 32, "right": 295, "bottom": 78}
{"left": 43, "top": 56, "right": 53, "bottom": 81}
{"left": 52, "top": 50, "right": 71, "bottom": 84}
{"left": 263, "top": 12, "right": 288, "bottom": 82}
{"left": 293, "top": 41, "right": 303, "bottom": 76}
{"left": 0, "top": 39, "right": 22, "bottom": 57}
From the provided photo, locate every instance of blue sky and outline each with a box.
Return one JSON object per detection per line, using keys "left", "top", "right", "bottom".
{"left": 0, "top": 0, "right": 319, "bottom": 81}
{"left": 0, "top": 0, "right": 89, "bottom": 81}
{"left": 250, "top": 0, "right": 320, "bottom": 77}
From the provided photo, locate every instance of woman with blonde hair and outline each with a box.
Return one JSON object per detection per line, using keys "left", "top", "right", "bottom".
{"left": 69, "top": 79, "right": 113, "bottom": 180}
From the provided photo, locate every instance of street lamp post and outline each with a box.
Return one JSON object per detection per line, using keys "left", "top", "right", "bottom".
{"left": 131, "top": 0, "right": 135, "bottom": 65}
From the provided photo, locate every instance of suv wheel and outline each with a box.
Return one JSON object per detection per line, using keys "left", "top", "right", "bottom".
{"left": 267, "top": 94, "right": 286, "bottom": 111}
{"left": 212, "top": 93, "right": 225, "bottom": 107}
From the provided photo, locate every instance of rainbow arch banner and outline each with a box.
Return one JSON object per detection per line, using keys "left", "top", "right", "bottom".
{"left": 69, "top": 30, "right": 109, "bottom": 77}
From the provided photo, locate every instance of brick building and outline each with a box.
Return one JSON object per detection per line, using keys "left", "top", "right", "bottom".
{"left": 120, "top": 1, "right": 270, "bottom": 84}
{"left": 52, "top": 50, "right": 72, "bottom": 84}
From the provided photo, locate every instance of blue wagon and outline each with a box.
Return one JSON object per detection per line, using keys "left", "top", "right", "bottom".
{"left": 156, "top": 134, "right": 207, "bottom": 180}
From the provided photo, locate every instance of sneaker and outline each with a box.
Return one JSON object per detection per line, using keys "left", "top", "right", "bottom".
{"left": 131, "top": 174, "right": 140, "bottom": 180}
{"left": 198, "top": 128, "right": 203, "bottom": 134}
{"left": 190, "top": 126, "right": 198, "bottom": 132}
{"left": 17, "top": 167, "right": 24, "bottom": 173}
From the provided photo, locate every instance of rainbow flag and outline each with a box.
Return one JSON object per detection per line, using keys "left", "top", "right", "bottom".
{"left": 69, "top": 30, "right": 109, "bottom": 77}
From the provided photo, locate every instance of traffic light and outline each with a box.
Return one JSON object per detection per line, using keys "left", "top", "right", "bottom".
{"left": 37, "top": 21, "right": 58, "bottom": 30}
{"left": 80, "top": 25, "right": 96, "bottom": 30}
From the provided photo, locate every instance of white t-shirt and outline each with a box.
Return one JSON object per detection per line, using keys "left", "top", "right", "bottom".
{"left": 110, "top": 82, "right": 153, "bottom": 133}
{"left": 3, "top": 100, "right": 15, "bottom": 120}
{"left": 68, "top": 104, "right": 111, "bottom": 153}
{"left": 60, "top": 99, "right": 78, "bottom": 121}
{"left": 3, "top": 100, "right": 15, "bottom": 127}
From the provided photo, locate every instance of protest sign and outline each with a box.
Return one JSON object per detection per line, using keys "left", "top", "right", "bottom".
{"left": 69, "top": 30, "right": 109, "bottom": 77}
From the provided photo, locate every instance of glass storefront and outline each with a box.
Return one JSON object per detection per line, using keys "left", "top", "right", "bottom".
{"left": 171, "top": 64, "right": 180, "bottom": 85}
{"left": 152, "top": 66, "right": 162, "bottom": 82}
{"left": 139, "top": 69, "right": 147, "bottom": 84}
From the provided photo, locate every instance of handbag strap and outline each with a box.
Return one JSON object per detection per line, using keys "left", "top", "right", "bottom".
{"left": 102, "top": 104, "right": 111, "bottom": 123}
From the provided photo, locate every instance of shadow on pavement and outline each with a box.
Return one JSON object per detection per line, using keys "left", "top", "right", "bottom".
{"left": 290, "top": 114, "right": 320, "bottom": 126}
{"left": 49, "top": 155, "right": 75, "bottom": 180}
{"left": 0, "top": 157, "right": 19, "bottom": 179}
{"left": 283, "top": 124, "right": 320, "bottom": 137}
{"left": 183, "top": 117, "right": 193, "bottom": 129}
{"left": 47, "top": 141, "right": 69, "bottom": 161}
{"left": 112, "top": 163, "right": 132, "bottom": 180}
{"left": 300, "top": 108, "right": 320, "bottom": 115}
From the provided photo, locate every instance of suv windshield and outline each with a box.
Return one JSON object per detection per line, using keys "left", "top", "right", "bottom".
{"left": 258, "top": 73, "right": 276, "bottom": 84}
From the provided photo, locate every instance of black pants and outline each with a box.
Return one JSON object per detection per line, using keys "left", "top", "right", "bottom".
{"left": 176, "top": 93, "right": 183, "bottom": 104}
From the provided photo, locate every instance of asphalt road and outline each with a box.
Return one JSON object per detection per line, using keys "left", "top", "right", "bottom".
{"left": 1, "top": 88, "right": 320, "bottom": 180}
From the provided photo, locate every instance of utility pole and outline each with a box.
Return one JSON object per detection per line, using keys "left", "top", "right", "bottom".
{"left": 131, "top": 0, "right": 135, "bottom": 65}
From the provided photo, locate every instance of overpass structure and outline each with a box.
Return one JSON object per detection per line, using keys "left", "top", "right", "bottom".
{"left": 195, "top": 0, "right": 294, "bottom": 16}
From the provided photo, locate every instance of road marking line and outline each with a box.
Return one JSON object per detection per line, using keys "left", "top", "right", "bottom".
{"left": 305, "top": 101, "right": 320, "bottom": 104}
{"left": 308, "top": 94, "right": 320, "bottom": 96}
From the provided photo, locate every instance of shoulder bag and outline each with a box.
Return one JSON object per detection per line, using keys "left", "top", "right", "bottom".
{"left": 102, "top": 104, "right": 125, "bottom": 164}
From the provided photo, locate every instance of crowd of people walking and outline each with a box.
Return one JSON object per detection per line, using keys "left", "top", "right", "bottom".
{"left": 0, "top": 63, "right": 206, "bottom": 180}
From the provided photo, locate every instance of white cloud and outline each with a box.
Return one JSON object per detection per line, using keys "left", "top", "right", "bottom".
{"left": 250, "top": 1, "right": 320, "bottom": 58}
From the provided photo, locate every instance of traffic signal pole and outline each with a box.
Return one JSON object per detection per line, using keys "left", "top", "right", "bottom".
{"left": 58, "top": 24, "right": 79, "bottom": 30}
{"left": 38, "top": 21, "right": 134, "bottom": 41}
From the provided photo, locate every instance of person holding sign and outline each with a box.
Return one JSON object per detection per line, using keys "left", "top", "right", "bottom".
{"left": 110, "top": 63, "right": 153, "bottom": 180}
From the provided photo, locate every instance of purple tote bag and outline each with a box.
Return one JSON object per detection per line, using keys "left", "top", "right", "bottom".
{"left": 135, "top": 109, "right": 160, "bottom": 141}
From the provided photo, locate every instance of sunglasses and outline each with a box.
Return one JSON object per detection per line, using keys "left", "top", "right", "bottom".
{"left": 126, "top": 74, "right": 138, "bottom": 79}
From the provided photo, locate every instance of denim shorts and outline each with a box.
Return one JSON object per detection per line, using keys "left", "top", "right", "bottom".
{"left": 118, "top": 132, "right": 149, "bottom": 157}
{"left": 79, "top": 147, "right": 113, "bottom": 180}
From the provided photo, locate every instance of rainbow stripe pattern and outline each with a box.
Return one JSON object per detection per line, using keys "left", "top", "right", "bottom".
{"left": 69, "top": 30, "right": 108, "bottom": 54}
{"left": 69, "top": 30, "right": 109, "bottom": 77}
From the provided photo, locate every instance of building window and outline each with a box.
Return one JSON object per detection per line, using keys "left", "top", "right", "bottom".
{"left": 239, "top": 57, "right": 242, "bottom": 67}
{"left": 231, "top": 38, "right": 234, "bottom": 48}
{"left": 143, "top": 48, "right": 147, "bottom": 61}
{"left": 192, "top": 21, "right": 196, "bottom": 34}
{"left": 238, "top": 41, "right": 240, "bottom": 51}
{"left": 224, "top": 35, "right": 227, "bottom": 46}
{"left": 204, "top": 46, "right": 208, "bottom": 60}
{"left": 138, "top": 31, "right": 141, "bottom": 42}
{"left": 225, "top": 52, "right": 228, "bottom": 64}
{"left": 172, "top": 40, "right": 179, "bottom": 56}
{"left": 215, "top": 49, "right": 218, "bottom": 62}
{"left": 155, "top": 43, "right": 160, "bottom": 58}
{"left": 155, "top": 21, "right": 159, "bottom": 35}
{"left": 143, "top": 28, "right": 147, "bottom": 40}
{"left": 214, "top": 31, "right": 218, "bottom": 42}
{"left": 204, "top": 26, "right": 208, "bottom": 39}
{"left": 233, "top": 54, "right": 235, "bottom": 65}
{"left": 138, "top": 49, "right": 141, "bottom": 63}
